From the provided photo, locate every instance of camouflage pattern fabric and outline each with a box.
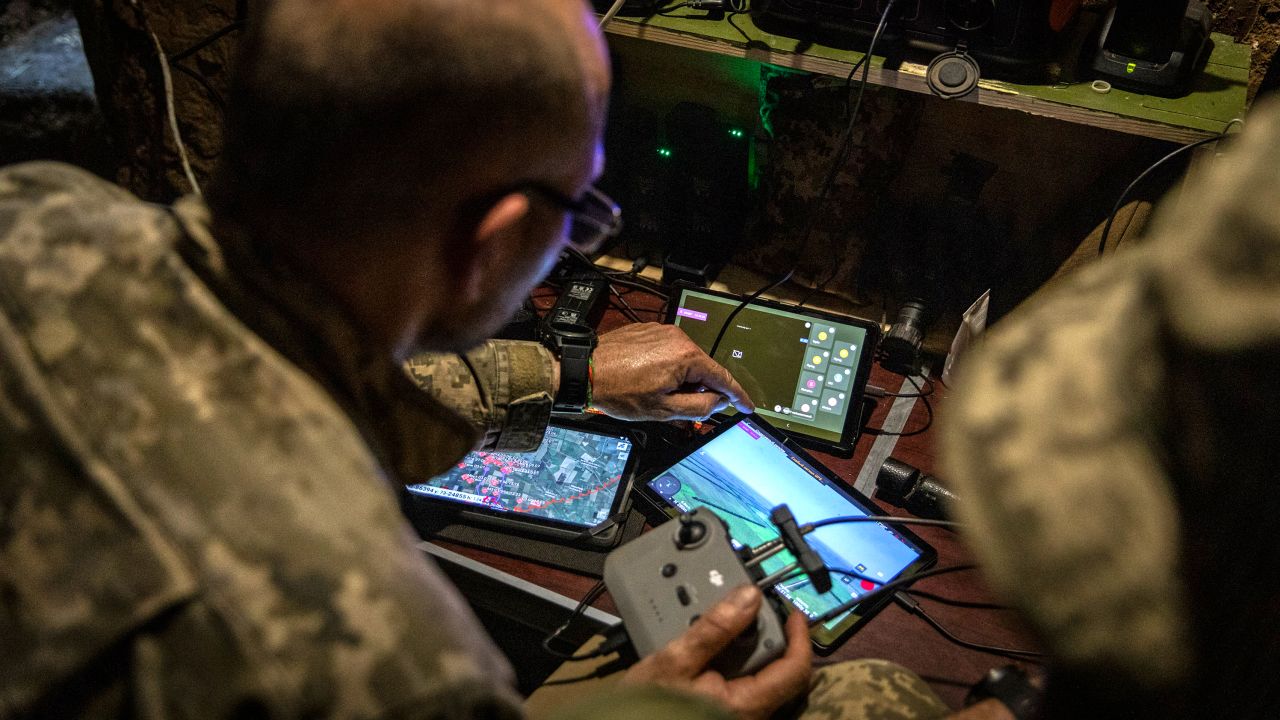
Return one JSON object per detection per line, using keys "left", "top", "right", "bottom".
{"left": 169, "top": 194, "right": 556, "bottom": 484}
{"left": 530, "top": 636, "right": 948, "bottom": 720}
{"left": 736, "top": 71, "right": 924, "bottom": 303}
{"left": 0, "top": 161, "right": 533, "bottom": 718}
{"left": 405, "top": 343, "right": 555, "bottom": 456}
{"left": 940, "top": 101, "right": 1280, "bottom": 694}
{"left": 796, "top": 661, "right": 949, "bottom": 720}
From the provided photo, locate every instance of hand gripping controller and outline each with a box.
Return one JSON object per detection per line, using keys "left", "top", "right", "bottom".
{"left": 603, "top": 507, "right": 790, "bottom": 677}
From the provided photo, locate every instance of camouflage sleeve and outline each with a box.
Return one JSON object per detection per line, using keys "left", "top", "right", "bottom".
{"left": 797, "top": 660, "right": 951, "bottom": 720}
{"left": 404, "top": 340, "right": 555, "bottom": 452}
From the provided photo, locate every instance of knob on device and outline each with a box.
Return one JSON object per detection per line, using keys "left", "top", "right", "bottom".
{"left": 927, "top": 49, "right": 982, "bottom": 99}
{"left": 675, "top": 516, "right": 708, "bottom": 547}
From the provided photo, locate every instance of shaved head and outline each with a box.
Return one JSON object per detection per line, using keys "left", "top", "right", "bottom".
{"left": 209, "top": 0, "right": 609, "bottom": 245}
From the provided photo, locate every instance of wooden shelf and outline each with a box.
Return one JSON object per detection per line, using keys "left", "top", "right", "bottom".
{"left": 604, "top": 14, "right": 1250, "bottom": 144}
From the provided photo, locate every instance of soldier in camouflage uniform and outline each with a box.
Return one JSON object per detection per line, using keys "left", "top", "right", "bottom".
{"left": 941, "top": 103, "right": 1280, "bottom": 719}
{"left": 0, "top": 0, "right": 822, "bottom": 717}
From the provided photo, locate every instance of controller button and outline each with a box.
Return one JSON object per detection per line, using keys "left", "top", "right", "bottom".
{"left": 661, "top": 563, "right": 677, "bottom": 578}
{"left": 676, "top": 519, "right": 707, "bottom": 547}
{"left": 676, "top": 585, "right": 692, "bottom": 606}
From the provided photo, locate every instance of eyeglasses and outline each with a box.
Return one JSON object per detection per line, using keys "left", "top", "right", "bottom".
{"left": 519, "top": 183, "right": 622, "bottom": 255}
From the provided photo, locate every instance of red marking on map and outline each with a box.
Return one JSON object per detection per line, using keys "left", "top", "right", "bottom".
{"left": 514, "top": 474, "right": 622, "bottom": 513}
{"left": 859, "top": 579, "right": 876, "bottom": 591}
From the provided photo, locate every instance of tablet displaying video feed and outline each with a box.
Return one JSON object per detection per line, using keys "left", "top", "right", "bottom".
{"left": 667, "top": 284, "right": 880, "bottom": 457}
{"left": 407, "top": 424, "right": 634, "bottom": 531}
{"left": 639, "top": 415, "right": 934, "bottom": 651}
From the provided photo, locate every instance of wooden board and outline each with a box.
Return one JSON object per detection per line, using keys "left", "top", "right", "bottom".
{"left": 604, "top": 13, "right": 1250, "bottom": 143}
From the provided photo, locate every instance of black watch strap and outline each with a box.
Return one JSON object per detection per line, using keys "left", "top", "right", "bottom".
{"left": 540, "top": 321, "right": 596, "bottom": 413}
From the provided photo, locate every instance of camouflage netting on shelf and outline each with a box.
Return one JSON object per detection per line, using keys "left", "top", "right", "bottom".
{"left": 734, "top": 69, "right": 924, "bottom": 303}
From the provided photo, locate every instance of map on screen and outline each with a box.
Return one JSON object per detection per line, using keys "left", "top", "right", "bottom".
{"left": 647, "top": 417, "right": 922, "bottom": 626}
{"left": 408, "top": 425, "right": 632, "bottom": 528}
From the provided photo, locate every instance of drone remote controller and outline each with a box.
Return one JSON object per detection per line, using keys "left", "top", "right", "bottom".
{"left": 603, "top": 507, "right": 789, "bottom": 677}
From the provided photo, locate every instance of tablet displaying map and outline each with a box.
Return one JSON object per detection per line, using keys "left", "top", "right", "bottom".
{"left": 407, "top": 425, "right": 633, "bottom": 528}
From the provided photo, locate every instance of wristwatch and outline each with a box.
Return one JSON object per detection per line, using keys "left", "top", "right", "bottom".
{"left": 539, "top": 320, "right": 597, "bottom": 413}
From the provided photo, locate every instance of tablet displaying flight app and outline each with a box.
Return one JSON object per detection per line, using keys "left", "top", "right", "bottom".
{"left": 638, "top": 414, "right": 935, "bottom": 651}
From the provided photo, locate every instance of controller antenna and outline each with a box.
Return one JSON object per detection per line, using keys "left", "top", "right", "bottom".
{"left": 743, "top": 505, "right": 832, "bottom": 593}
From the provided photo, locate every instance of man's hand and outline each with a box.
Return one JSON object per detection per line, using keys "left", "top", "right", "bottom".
{"left": 621, "top": 585, "right": 812, "bottom": 720}
{"left": 590, "top": 323, "right": 754, "bottom": 421}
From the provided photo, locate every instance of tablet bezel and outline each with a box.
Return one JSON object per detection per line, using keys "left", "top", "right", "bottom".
{"left": 404, "top": 417, "right": 639, "bottom": 549}
{"left": 632, "top": 413, "right": 937, "bottom": 653}
{"left": 664, "top": 282, "right": 881, "bottom": 458}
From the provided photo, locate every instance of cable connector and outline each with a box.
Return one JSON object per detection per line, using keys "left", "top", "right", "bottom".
{"left": 593, "top": 623, "right": 635, "bottom": 661}
{"left": 687, "top": 0, "right": 725, "bottom": 8}
{"left": 893, "top": 591, "right": 921, "bottom": 614}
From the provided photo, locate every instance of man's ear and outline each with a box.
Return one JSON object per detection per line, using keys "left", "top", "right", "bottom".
{"left": 456, "top": 192, "right": 531, "bottom": 304}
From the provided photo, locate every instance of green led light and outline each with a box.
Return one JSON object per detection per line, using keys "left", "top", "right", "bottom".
{"left": 657, "top": 147, "right": 673, "bottom": 158}
{"left": 729, "top": 128, "right": 745, "bottom": 138}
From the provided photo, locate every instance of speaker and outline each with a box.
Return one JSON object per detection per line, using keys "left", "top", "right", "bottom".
{"left": 752, "top": 0, "right": 1082, "bottom": 79}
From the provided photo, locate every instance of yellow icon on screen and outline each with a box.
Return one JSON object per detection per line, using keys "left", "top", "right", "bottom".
{"left": 818, "top": 331, "right": 829, "bottom": 341}
{"left": 839, "top": 348, "right": 849, "bottom": 359}
{"left": 812, "top": 355, "right": 823, "bottom": 365}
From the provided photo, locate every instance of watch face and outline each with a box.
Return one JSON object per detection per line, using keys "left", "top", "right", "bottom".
{"left": 547, "top": 320, "right": 595, "bottom": 338}
{"left": 543, "top": 320, "right": 598, "bottom": 351}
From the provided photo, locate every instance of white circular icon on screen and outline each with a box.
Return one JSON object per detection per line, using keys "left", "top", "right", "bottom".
{"left": 773, "top": 404, "right": 782, "bottom": 412}
{"left": 827, "top": 398, "right": 838, "bottom": 407}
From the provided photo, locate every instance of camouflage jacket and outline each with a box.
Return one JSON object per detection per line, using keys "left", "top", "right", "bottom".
{"left": 941, "top": 100, "right": 1280, "bottom": 712}
{"left": 0, "top": 162, "right": 569, "bottom": 719}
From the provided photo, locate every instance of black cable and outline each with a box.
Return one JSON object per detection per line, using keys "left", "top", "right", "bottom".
{"left": 810, "top": 563, "right": 976, "bottom": 625}
{"left": 863, "top": 375, "right": 933, "bottom": 437}
{"left": 604, "top": 276, "right": 669, "bottom": 301}
{"left": 725, "top": 11, "right": 752, "bottom": 44}
{"left": 172, "top": 61, "right": 227, "bottom": 112}
{"left": 540, "top": 580, "right": 610, "bottom": 661}
{"left": 804, "top": 514, "right": 961, "bottom": 532}
{"left": 799, "top": 5, "right": 896, "bottom": 307}
{"left": 560, "top": 246, "right": 668, "bottom": 322}
{"left": 167, "top": 19, "right": 245, "bottom": 63}
{"left": 706, "top": 0, "right": 897, "bottom": 362}
{"left": 609, "top": 286, "right": 644, "bottom": 323}
{"left": 902, "top": 589, "right": 1010, "bottom": 611}
{"left": 895, "top": 592, "right": 1044, "bottom": 662}
{"left": 867, "top": 376, "right": 935, "bottom": 398}
{"left": 1096, "top": 133, "right": 1227, "bottom": 256}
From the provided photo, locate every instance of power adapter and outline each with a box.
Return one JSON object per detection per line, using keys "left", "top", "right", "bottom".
{"left": 546, "top": 273, "right": 609, "bottom": 328}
